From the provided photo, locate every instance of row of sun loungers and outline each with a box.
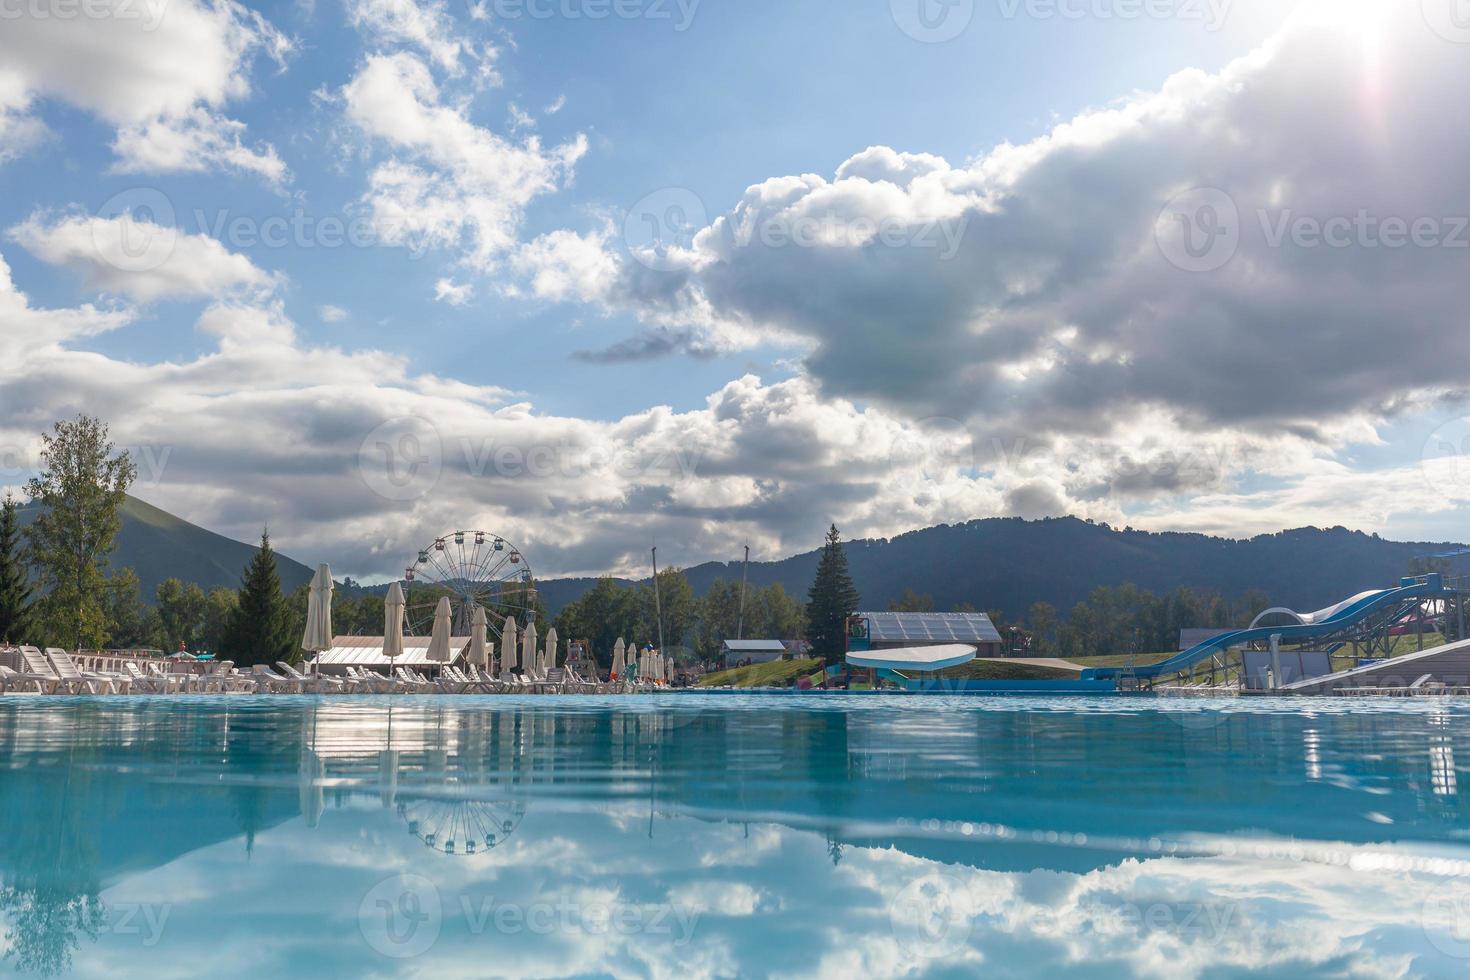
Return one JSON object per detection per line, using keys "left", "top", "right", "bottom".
{"left": 1, "top": 646, "right": 655, "bottom": 695}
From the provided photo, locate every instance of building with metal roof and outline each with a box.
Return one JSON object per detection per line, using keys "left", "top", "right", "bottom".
{"left": 720, "top": 638, "right": 789, "bottom": 667}
{"left": 313, "top": 635, "right": 469, "bottom": 675}
{"left": 848, "top": 611, "right": 1003, "bottom": 657}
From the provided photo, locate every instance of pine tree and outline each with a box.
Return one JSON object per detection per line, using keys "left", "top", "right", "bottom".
{"left": 806, "top": 524, "right": 860, "bottom": 660}
{"left": 221, "top": 530, "right": 296, "bottom": 668}
{"left": 0, "top": 495, "right": 34, "bottom": 643}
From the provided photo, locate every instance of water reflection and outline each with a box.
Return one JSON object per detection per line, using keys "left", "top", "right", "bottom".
{"left": 1, "top": 696, "right": 1469, "bottom": 976}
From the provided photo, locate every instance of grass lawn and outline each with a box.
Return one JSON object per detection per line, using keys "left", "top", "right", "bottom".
{"left": 698, "top": 658, "right": 824, "bottom": 688}
{"left": 1328, "top": 632, "right": 1447, "bottom": 671}
{"left": 935, "top": 660, "right": 1078, "bottom": 681}
{"left": 1063, "top": 652, "right": 1179, "bottom": 669}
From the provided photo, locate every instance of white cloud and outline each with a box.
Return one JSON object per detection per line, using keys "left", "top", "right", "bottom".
{"left": 342, "top": 51, "right": 587, "bottom": 271}
{"left": 0, "top": 0, "right": 291, "bottom": 179}
{"left": 9, "top": 212, "right": 278, "bottom": 302}
{"left": 3, "top": 243, "right": 1461, "bottom": 577}
{"left": 346, "top": 0, "right": 472, "bottom": 74}
{"left": 318, "top": 304, "right": 349, "bottom": 323}
{"left": 0, "top": 70, "right": 48, "bottom": 163}
{"left": 512, "top": 227, "right": 620, "bottom": 305}
{"left": 527, "top": 8, "right": 1470, "bottom": 512}
{"left": 434, "top": 277, "right": 473, "bottom": 305}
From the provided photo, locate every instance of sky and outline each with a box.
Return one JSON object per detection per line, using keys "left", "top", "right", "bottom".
{"left": 0, "top": 0, "right": 1468, "bottom": 580}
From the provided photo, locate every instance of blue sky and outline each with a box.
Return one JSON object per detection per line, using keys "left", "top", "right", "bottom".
{"left": 0, "top": 0, "right": 1467, "bottom": 578}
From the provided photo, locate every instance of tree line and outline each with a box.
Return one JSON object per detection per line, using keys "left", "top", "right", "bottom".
{"left": 550, "top": 570, "right": 807, "bottom": 667}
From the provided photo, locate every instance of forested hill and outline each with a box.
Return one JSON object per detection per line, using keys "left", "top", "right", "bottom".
{"left": 542, "top": 518, "right": 1464, "bottom": 620}
{"left": 25, "top": 492, "right": 1458, "bottom": 622}
{"left": 16, "top": 495, "right": 315, "bottom": 602}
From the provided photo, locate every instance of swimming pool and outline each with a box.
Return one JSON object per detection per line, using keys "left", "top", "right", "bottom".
{"left": 1, "top": 694, "right": 1467, "bottom": 977}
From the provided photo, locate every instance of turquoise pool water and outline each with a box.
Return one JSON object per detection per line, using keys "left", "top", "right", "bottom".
{"left": 2, "top": 694, "right": 1469, "bottom": 978}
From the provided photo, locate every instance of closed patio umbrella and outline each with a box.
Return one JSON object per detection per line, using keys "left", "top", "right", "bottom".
{"left": 426, "top": 596, "right": 453, "bottom": 663}
{"left": 545, "top": 626, "right": 558, "bottom": 676}
{"left": 500, "top": 616, "right": 519, "bottom": 678}
{"left": 383, "top": 582, "right": 405, "bottom": 661}
{"left": 523, "top": 620, "right": 539, "bottom": 681}
{"left": 302, "top": 564, "right": 334, "bottom": 673}
{"left": 469, "top": 604, "right": 490, "bottom": 669}
{"left": 612, "top": 638, "right": 625, "bottom": 679}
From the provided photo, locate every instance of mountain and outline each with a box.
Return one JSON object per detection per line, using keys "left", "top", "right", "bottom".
{"left": 17, "top": 495, "right": 315, "bottom": 602}
{"left": 539, "top": 517, "right": 1466, "bottom": 621}
{"left": 19, "top": 491, "right": 1459, "bottom": 622}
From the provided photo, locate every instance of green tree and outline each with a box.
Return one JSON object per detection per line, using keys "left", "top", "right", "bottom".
{"left": 104, "top": 568, "right": 160, "bottom": 649}
{"left": 199, "top": 587, "right": 238, "bottom": 656}
{"left": 638, "top": 567, "right": 695, "bottom": 655}
{"left": 0, "top": 495, "right": 34, "bottom": 643}
{"left": 754, "top": 583, "right": 806, "bottom": 640}
{"left": 553, "top": 576, "right": 641, "bottom": 667}
{"left": 693, "top": 578, "right": 741, "bottom": 659}
{"left": 1027, "top": 601, "right": 1058, "bottom": 656}
{"left": 23, "top": 416, "right": 136, "bottom": 649}
{"left": 887, "top": 589, "right": 934, "bottom": 612}
{"left": 806, "top": 524, "right": 860, "bottom": 660}
{"left": 221, "top": 530, "right": 296, "bottom": 667}
{"left": 155, "top": 578, "right": 208, "bottom": 653}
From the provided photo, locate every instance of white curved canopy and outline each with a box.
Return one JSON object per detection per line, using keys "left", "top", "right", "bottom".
{"left": 1249, "top": 590, "right": 1387, "bottom": 629}
{"left": 845, "top": 644, "right": 976, "bottom": 672}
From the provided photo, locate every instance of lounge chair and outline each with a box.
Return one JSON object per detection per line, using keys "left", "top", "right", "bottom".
{"left": 275, "top": 662, "right": 346, "bottom": 694}
{"left": 18, "top": 647, "right": 66, "bottom": 693}
{"left": 44, "top": 649, "right": 129, "bottom": 694}
{"left": 436, "top": 666, "right": 469, "bottom": 693}
{"left": 124, "top": 661, "right": 182, "bottom": 693}
{"left": 343, "top": 666, "right": 389, "bottom": 693}
{"left": 1, "top": 664, "right": 54, "bottom": 693}
{"left": 394, "top": 667, "right": 435, "bottom": 692}
{"left": 243, "top": 664, "right": 294, "bottom": 693}
{"left": 464, "top": 664, "right": 501, "bottom": 693}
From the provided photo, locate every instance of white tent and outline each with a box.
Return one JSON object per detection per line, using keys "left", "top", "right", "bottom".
{"left": 383, "top": 582, "right": 405, "bottom": 660}
{"left": 469, "top": 604, "right": 490, "bottom": 668}
{"left": 500, "top": 616, "right": 519, "bottom": 678}
{"left": 426, "top": 596, "right": 453, "bottom": 662}
{"left": 302, "top": 564, "right": 334, "bottom": 670}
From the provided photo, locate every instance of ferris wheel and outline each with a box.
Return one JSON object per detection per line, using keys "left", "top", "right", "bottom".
{"left": 397, "top": 797, "right": 527, "bottom": 856}
{"left": 402, "top": 530, "right": 536, "bottom": 640}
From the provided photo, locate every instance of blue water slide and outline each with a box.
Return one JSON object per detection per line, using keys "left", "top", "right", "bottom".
{"left": 1081, "top": 576, "right": 1452, "bottom": 681}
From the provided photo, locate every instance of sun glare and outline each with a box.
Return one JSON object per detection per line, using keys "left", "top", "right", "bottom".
{"left": 1292, "top": 0, "right": 1394, "bottom": 38}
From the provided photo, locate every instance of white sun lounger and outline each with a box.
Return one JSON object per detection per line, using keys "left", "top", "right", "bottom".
{"left": 45, "top": 648, "right": 130, "bottom": 694}
{"left": 1, "top": 663, "right": 54, "bottom": 693}
{"left": 277, "top": 661, "right": 349, "bottom": 694}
